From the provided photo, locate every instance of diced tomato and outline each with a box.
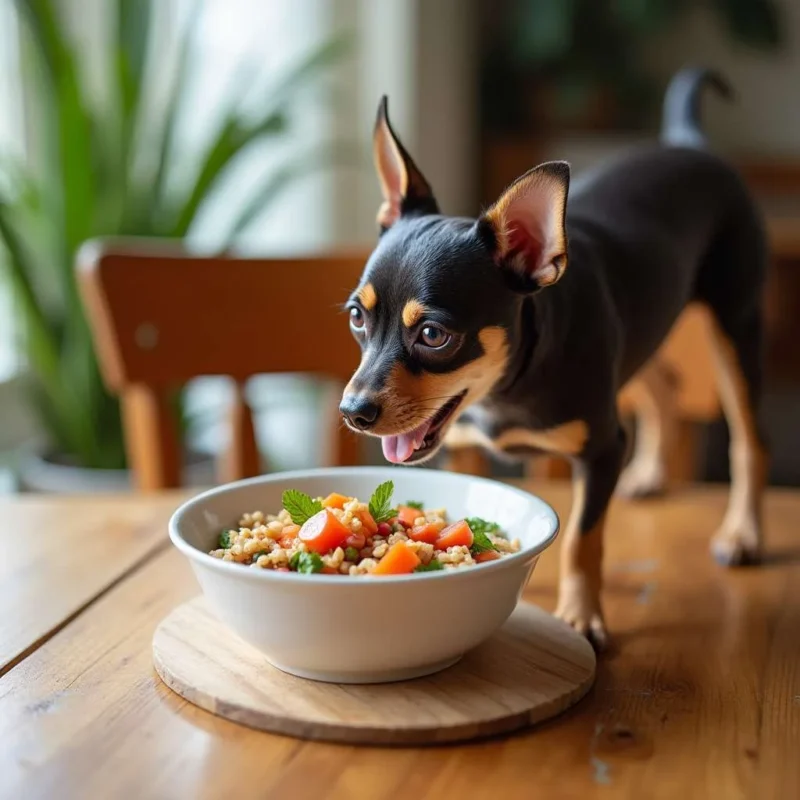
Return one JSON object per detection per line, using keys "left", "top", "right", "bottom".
{"left": 345, "top": 532, "right": 366, "bottom": 550}
{"left": 434, "top": 519, "right": 474, "bottom": 550}
{"left": 377, "top": 522, "right": 392, "bottom": 537}
{"left": 371, "top": 542, "right": 421, "bottom": 575}
{"left": 397, "top": 506, "right": 423, "bottom": 528}
{"left": 409, "top": 523, "right": 442, "bottom": 544}
{"left": 298, "top": 509, "right": 351, "bottom": 554}
{"left": 475, "top": 549, "right": 501, "bottom": 563}
{"left": 322, "top": 493, "right": 350, "bottom": 509}
{"left": 357, "top": 509, "right": 379, "bottom": 535}
{"left": 321, "top": 566, "right": 339, "bottom": 575}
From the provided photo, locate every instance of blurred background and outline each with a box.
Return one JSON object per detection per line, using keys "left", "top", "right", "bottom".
{"left": 0, "top": 0, "right": 798, "bottom": 494}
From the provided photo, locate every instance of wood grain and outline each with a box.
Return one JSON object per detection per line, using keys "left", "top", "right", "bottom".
{"left": 152, "top": 597, "right": 596, "bottom": 745}
{"left": 1, "top": 482, "right": 799, "bottom": 798}
{"left": 0, "top": 492, "right": 181, "bottom": 675}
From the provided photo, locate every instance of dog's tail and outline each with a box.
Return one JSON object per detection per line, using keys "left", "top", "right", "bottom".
{"left": 660, "top": 67, "right": 734, "bottom": 149}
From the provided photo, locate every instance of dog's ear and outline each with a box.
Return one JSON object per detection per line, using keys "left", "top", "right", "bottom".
{"left": 480, "top": 161, "right": 570, "bottom": 290}
{"left": 373, "top": 96, "right": 439, "bottom": 232}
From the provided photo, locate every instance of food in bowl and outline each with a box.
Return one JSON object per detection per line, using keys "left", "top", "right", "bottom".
{"left": 208, "top": 480, "right": 520, "bottom": 576}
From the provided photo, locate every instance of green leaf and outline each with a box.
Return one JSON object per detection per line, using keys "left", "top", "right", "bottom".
{"left": 405, "top": 501, "right": 424, "bottom": 511}
{"left": 344, "top": 546, "right": 360, "bottom": 562}
{"left": 282, "top": 489, "right": 323, "bottom": 526}
{"left": 145, "top": 0, "right": 202, "bottom": 229}
{"left": 414, "top": 560, "right": 444, "bottom": 573}
{"left": 168, "top": 32, "right": 350, "bottom": 238}
{"left": 219, "top": 530, "right": 233, "bottom": 549}
{"left": 465, "top": 517, "right": 503, "bottom": 555}
{"left": 289, "top": 551, "right": 324, "bottom": 574}
{"left": 219, "top": 143, "right": 362, "bottom": 247}
{"left": 369, "top": 480, "right": 396, "bottom": 524}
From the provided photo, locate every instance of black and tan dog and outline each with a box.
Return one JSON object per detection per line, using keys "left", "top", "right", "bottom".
{"left": 339, "top": 68, "right": 769, "bottom": 648}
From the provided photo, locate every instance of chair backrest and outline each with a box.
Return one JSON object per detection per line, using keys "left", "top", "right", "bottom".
{"left": 78, "top": 240, "right": 368, "bottom": 490}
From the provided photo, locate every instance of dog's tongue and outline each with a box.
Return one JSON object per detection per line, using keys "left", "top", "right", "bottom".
{"left": 381, "top": 419, "right": 432, "bottom": 464}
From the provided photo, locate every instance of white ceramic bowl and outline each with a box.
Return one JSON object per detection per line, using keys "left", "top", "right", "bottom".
{"left": 169, "top": 466, "right": 559, "bottom": 684}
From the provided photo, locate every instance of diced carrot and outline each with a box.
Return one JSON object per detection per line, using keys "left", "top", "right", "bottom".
{"left": 321, "top": 566, "right": 339, "bottom": 575}
{"left": 357, "top": 509, "right": 379, "bottom": 535}
{"left": 345, "top": 532, "right": 366, "bottom": 550}
{"left": 278, "top": 533, "right": 297, "bottom": 549}
{"left": 475, "top": 549, "right": 501, "bottom": 563}
{"left": 299, "top": 509, "right": 352, "bottom": 554}
{"left": 371, "top": 541, "right": 421, "bottom": 575}
{"left": 397, "top": 505, "right": 423, "bottom": 528}
{"left": 409, "top": 522, "right": 443, "bottom": 544}
{"left": 434, "top": 519, "right": 474, "bottom": 550}
{"left": 276, "top": 567, "right": 290, "bottom": 572}
{"left": 282, "top": 524, "right": 300, "bottom": 537}
{"left": 322, "top": 492, "right": 350, "bottom": 509}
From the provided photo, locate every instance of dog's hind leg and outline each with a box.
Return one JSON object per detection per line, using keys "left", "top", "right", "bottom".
{"left": 555, "top": 425, "right": 627, "bottom": 650}
{"left": 616, "top": 358, "right": 678, "bottom": 499}
{"left": 706, "top": 310, "right": 769, "bottom": 565}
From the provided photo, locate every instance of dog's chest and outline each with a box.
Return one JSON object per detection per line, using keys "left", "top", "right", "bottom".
{"left": 446, "top": 404, "right": 588, "bottom": 459}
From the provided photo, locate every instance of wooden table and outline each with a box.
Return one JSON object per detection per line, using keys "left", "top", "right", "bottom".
{"left": 1, "top": 483, "right": 798, "bottom": 799}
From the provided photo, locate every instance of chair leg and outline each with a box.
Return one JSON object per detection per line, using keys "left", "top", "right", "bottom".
{"left": 219, "top": 383, "right": 261, "bottom": 483}
{"left": 121, "top": 385, "right": 181, "bottom": 491}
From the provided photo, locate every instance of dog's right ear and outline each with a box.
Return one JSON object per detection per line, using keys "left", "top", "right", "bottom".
{"left": 373, "top": 96, "right": 439, "bottom": 232}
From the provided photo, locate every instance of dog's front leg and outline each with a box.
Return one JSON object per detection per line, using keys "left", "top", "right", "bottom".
{"left": 555, "top": 426, "right": 626, "bottom": 650}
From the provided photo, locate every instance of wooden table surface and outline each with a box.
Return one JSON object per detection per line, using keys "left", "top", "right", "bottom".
{"left": 1, "top": 481, "right": 798, "bottom": 800}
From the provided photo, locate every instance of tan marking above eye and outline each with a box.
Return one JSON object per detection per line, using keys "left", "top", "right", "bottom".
{"left": 401, "top": 299, "right": 427, "bottom": 328}
{"left": 358, "top": 283, "right": 377, "bottom": 311}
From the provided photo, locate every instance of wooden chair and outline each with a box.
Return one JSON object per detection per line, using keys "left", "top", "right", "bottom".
{"left": 78, "top": 240, "right": 366, "bottom": 491}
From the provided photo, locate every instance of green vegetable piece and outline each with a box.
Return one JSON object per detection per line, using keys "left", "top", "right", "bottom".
{"left": 465, "top": 517, "right": 503, "bottom": 555}
{"left": 414, "top": 560, "right": 444, "bottom": 573}
{"left": 282, "top": 489, "right": 323, "bottom": 525}
{"left": 344, "top": 546, "right": 360, "bottom": 562}
{"left": 405, "top": 500, "right": 424, "bottom": 510}
{"left": 369, "top": 480, "right": 396, "bottom": 523}
{"left": 289, "top": 551, "right": 324, "bottom": 574}
{"left": 218, "top": 529, "right": 234, "bottom": 549}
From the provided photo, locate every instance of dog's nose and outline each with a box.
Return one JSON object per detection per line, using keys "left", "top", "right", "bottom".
{"left": 340, "top": 395, "right": 381, "bottom": 431}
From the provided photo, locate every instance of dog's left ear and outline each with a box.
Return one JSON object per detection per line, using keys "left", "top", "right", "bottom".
{"left": 480, "top": 161, "right": 570, "bottom": 290}
{"left": 373, "top": 96, "right": 439, "bottom": 232}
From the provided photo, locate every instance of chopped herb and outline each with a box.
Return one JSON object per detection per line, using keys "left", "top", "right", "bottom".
{"left": 344, "top": 546, "right": 360, "bottom": 562}
{"left": 282, "top": 489, "right": 323, "bottom": 525}
{"left": 218, "top": 529, "right": 234, "bottom": 549}
{"left": 465, "top": 517, "right": 502, "bottom": 555}
{"left": 414, "top": 560, "right": 444, "bottom": 573}
{"left": 289, "top": 551, "right": 324, "bottom": 574}
{"left": 369, "top": 480, "right": 396, "bottom": 523}
{"left": 405, "top": 500, "right": 424, "bottom": 510}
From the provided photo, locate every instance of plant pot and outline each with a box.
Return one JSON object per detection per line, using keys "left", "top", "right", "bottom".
{"left": 15, "top": 450, "right": 216, "bottom": 494}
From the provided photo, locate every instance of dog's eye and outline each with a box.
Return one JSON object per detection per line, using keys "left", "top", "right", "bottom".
{"left": 349, "top": 307, "right": 365, "bottom": 330}
{"left": 419, "top": 325, "right": 450, "bottom": 348}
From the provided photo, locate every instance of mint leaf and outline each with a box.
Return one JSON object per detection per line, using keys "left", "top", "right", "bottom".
{"left": 369, "top": 480, "right": 396, "bottom": 523}
{"left": 405, "top": 500, "right": 424, "bottom": 510}
{"left": 219, "top": 529, "right": 234, "bottom": 549}
{"left": 282, "top": 489, "right": 323, "bottom": 525}
{"left": 470, "top": 529, "right": 496, "bottom": 555}
{"left": 414, "top": 560, "right": 444, "bottom": 573}
{"left": 344, "top": 546, "right": 360, "bottom": 562}
{"left": 465, "top": 517, "right": 503, "bottom": 555}
{"left": 289, "top": 551, "right": 324, "bottom": 574}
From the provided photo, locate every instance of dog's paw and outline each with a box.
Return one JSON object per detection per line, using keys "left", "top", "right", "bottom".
{"left": 711, "top": 517, "right": 762, "bottom": 567}
{"left": 555, "top": 579, "right": 608, "bottom": 651}
{"left": 616, "top": 458, "right": 666, "bottom": 500}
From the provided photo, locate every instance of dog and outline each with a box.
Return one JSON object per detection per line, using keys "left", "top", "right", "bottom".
{"left": 339, "top": 67, "right": 769, "bottom": 649}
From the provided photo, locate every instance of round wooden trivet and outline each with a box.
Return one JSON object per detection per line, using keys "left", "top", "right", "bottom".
{"left": 153, "top": 597, "right": 595, "bottom": 745}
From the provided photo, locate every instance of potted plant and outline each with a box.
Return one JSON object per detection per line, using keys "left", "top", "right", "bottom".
{"left": 0, "top": 0, "right": 349, "bottom": 491}
{"left": 481, "top": 0, "right": 783, "bottom": 133}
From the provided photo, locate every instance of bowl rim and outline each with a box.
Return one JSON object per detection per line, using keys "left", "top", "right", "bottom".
{"left": 169, "top": 466, "right": 560, "bottom": 585}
